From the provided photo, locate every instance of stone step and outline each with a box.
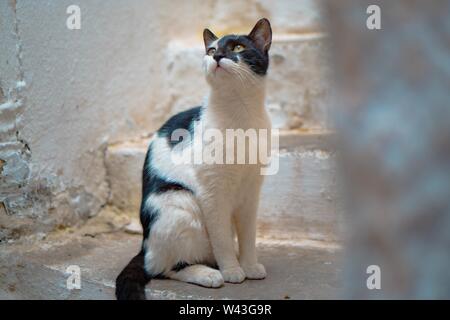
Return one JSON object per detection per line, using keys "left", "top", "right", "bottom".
{"left": 105, "top": 130, "right": 341, "bottom": 243}
{"left": 259, "top": 130, "right": 340, "bottom": 242}
{"left": 0, "top": 231, "right": 342, "bottom": 300}
{"left": 165, "top": 34, "right": 331, "bottom": 130}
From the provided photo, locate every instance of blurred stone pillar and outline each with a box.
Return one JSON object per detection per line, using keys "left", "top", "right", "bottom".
{"left": 324, "top": 0, "right": 450, "bottom": 298}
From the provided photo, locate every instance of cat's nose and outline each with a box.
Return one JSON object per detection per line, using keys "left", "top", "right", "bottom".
{"left": 213, "top": 54, "right": 225, "bottom": 63}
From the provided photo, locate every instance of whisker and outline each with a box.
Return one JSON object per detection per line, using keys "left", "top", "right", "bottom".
{"left": 234, "top": 65, "right": 259, "bottom": 86}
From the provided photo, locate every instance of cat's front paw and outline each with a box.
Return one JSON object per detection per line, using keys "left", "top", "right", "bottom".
{"left": 198, "top": 269, "right": 224, "bottom": 288}
{"left": 221, "top": 266, "right": 246, "bottom": 283}
{"left": 242, "top": 263, "right": 267, "bottom": 280}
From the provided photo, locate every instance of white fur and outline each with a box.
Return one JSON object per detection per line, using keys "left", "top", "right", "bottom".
{"left": 143, "top": 52, "right": 270, "bottom": 286}
{"left": 143, "top": 191, "right": 215, "bottom": 274}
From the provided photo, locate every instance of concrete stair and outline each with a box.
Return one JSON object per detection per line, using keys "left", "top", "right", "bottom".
{"left": 105, "top": 129, "right": 341, "bottom": 243}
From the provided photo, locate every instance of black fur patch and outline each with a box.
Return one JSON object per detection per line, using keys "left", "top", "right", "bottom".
{"left": 140, "top": 144, "right": 193, "bottom": 240}
{"left": 115, "top": 250, "right": 150, "bottom": 300}
{"left": 116, "top": 106, "right": 202, "bottom": 300}
{"left": 208, "top": 35, "right": 269, "bottom": 75}
{"left": 158, "top": 106, "right": 202, "bottom": 147}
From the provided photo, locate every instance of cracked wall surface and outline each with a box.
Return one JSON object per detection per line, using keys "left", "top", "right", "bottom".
{"left": 1, "top": 0, "right": 329, "bottom": 241}
{"left": 0, "top": 0, "right": 33, "bottom": 240}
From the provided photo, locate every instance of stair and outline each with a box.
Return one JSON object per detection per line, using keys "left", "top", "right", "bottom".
{"left": 105, "top": 129, "right": 341, "bottom": 243}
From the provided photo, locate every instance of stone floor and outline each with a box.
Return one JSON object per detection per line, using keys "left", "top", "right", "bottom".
{"left": 0, "top": 217, "right": 343, "bottom": 300}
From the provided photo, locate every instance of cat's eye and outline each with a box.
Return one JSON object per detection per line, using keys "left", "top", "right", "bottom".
{"left": 233, "top": 44, "right": 245, "bottom": 53}
{"left": 207, "top": 48, "right": 216, "bottom": 56}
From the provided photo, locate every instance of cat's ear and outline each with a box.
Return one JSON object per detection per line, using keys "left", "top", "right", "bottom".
{"left": 203, "top": 28, "right": 218, "bottom": 49}
{"left": 248, "top": 18, "right": 272, "bottom": 53}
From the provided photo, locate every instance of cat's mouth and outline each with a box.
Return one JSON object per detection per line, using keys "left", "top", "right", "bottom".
{"left": 215, "top": 65, "right": 224, "bottom": 72}
{"left": 214, "top": 65, "right": 225, "bottom": 74}
{"left": 214, "top": 61, "right": 231, "bottom": 74}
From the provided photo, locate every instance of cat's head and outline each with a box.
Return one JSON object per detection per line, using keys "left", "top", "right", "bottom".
{"left": 202, "top": 18, "right": 272, "bottom": 86}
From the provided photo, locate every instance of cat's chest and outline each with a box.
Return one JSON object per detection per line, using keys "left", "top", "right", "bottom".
{"left": 204, "top": 107, "right": 270, "bottom": 131}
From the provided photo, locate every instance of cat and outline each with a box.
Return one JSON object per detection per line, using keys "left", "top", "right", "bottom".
{"left": 115, "top": 18, "right": 272, "bottom": 300}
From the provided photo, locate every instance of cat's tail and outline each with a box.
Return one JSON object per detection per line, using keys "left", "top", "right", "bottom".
{"left": 115, "top": 250, "right": 151, "bottom": 300}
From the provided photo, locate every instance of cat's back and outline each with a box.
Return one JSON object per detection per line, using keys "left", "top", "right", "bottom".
{"left": 157, "top": 106, "right": 203, "bottom": 146}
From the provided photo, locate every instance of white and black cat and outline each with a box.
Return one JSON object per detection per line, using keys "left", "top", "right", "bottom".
{"left": 115, "top": 18, "right": 272, "bottom": 300}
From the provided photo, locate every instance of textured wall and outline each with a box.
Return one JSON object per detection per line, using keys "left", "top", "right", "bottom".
{"left": 0, "top": 0, "right": 33, "bottom": 239}
{"left": 0, "top": 0, "right": 330, "bottom": 240}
